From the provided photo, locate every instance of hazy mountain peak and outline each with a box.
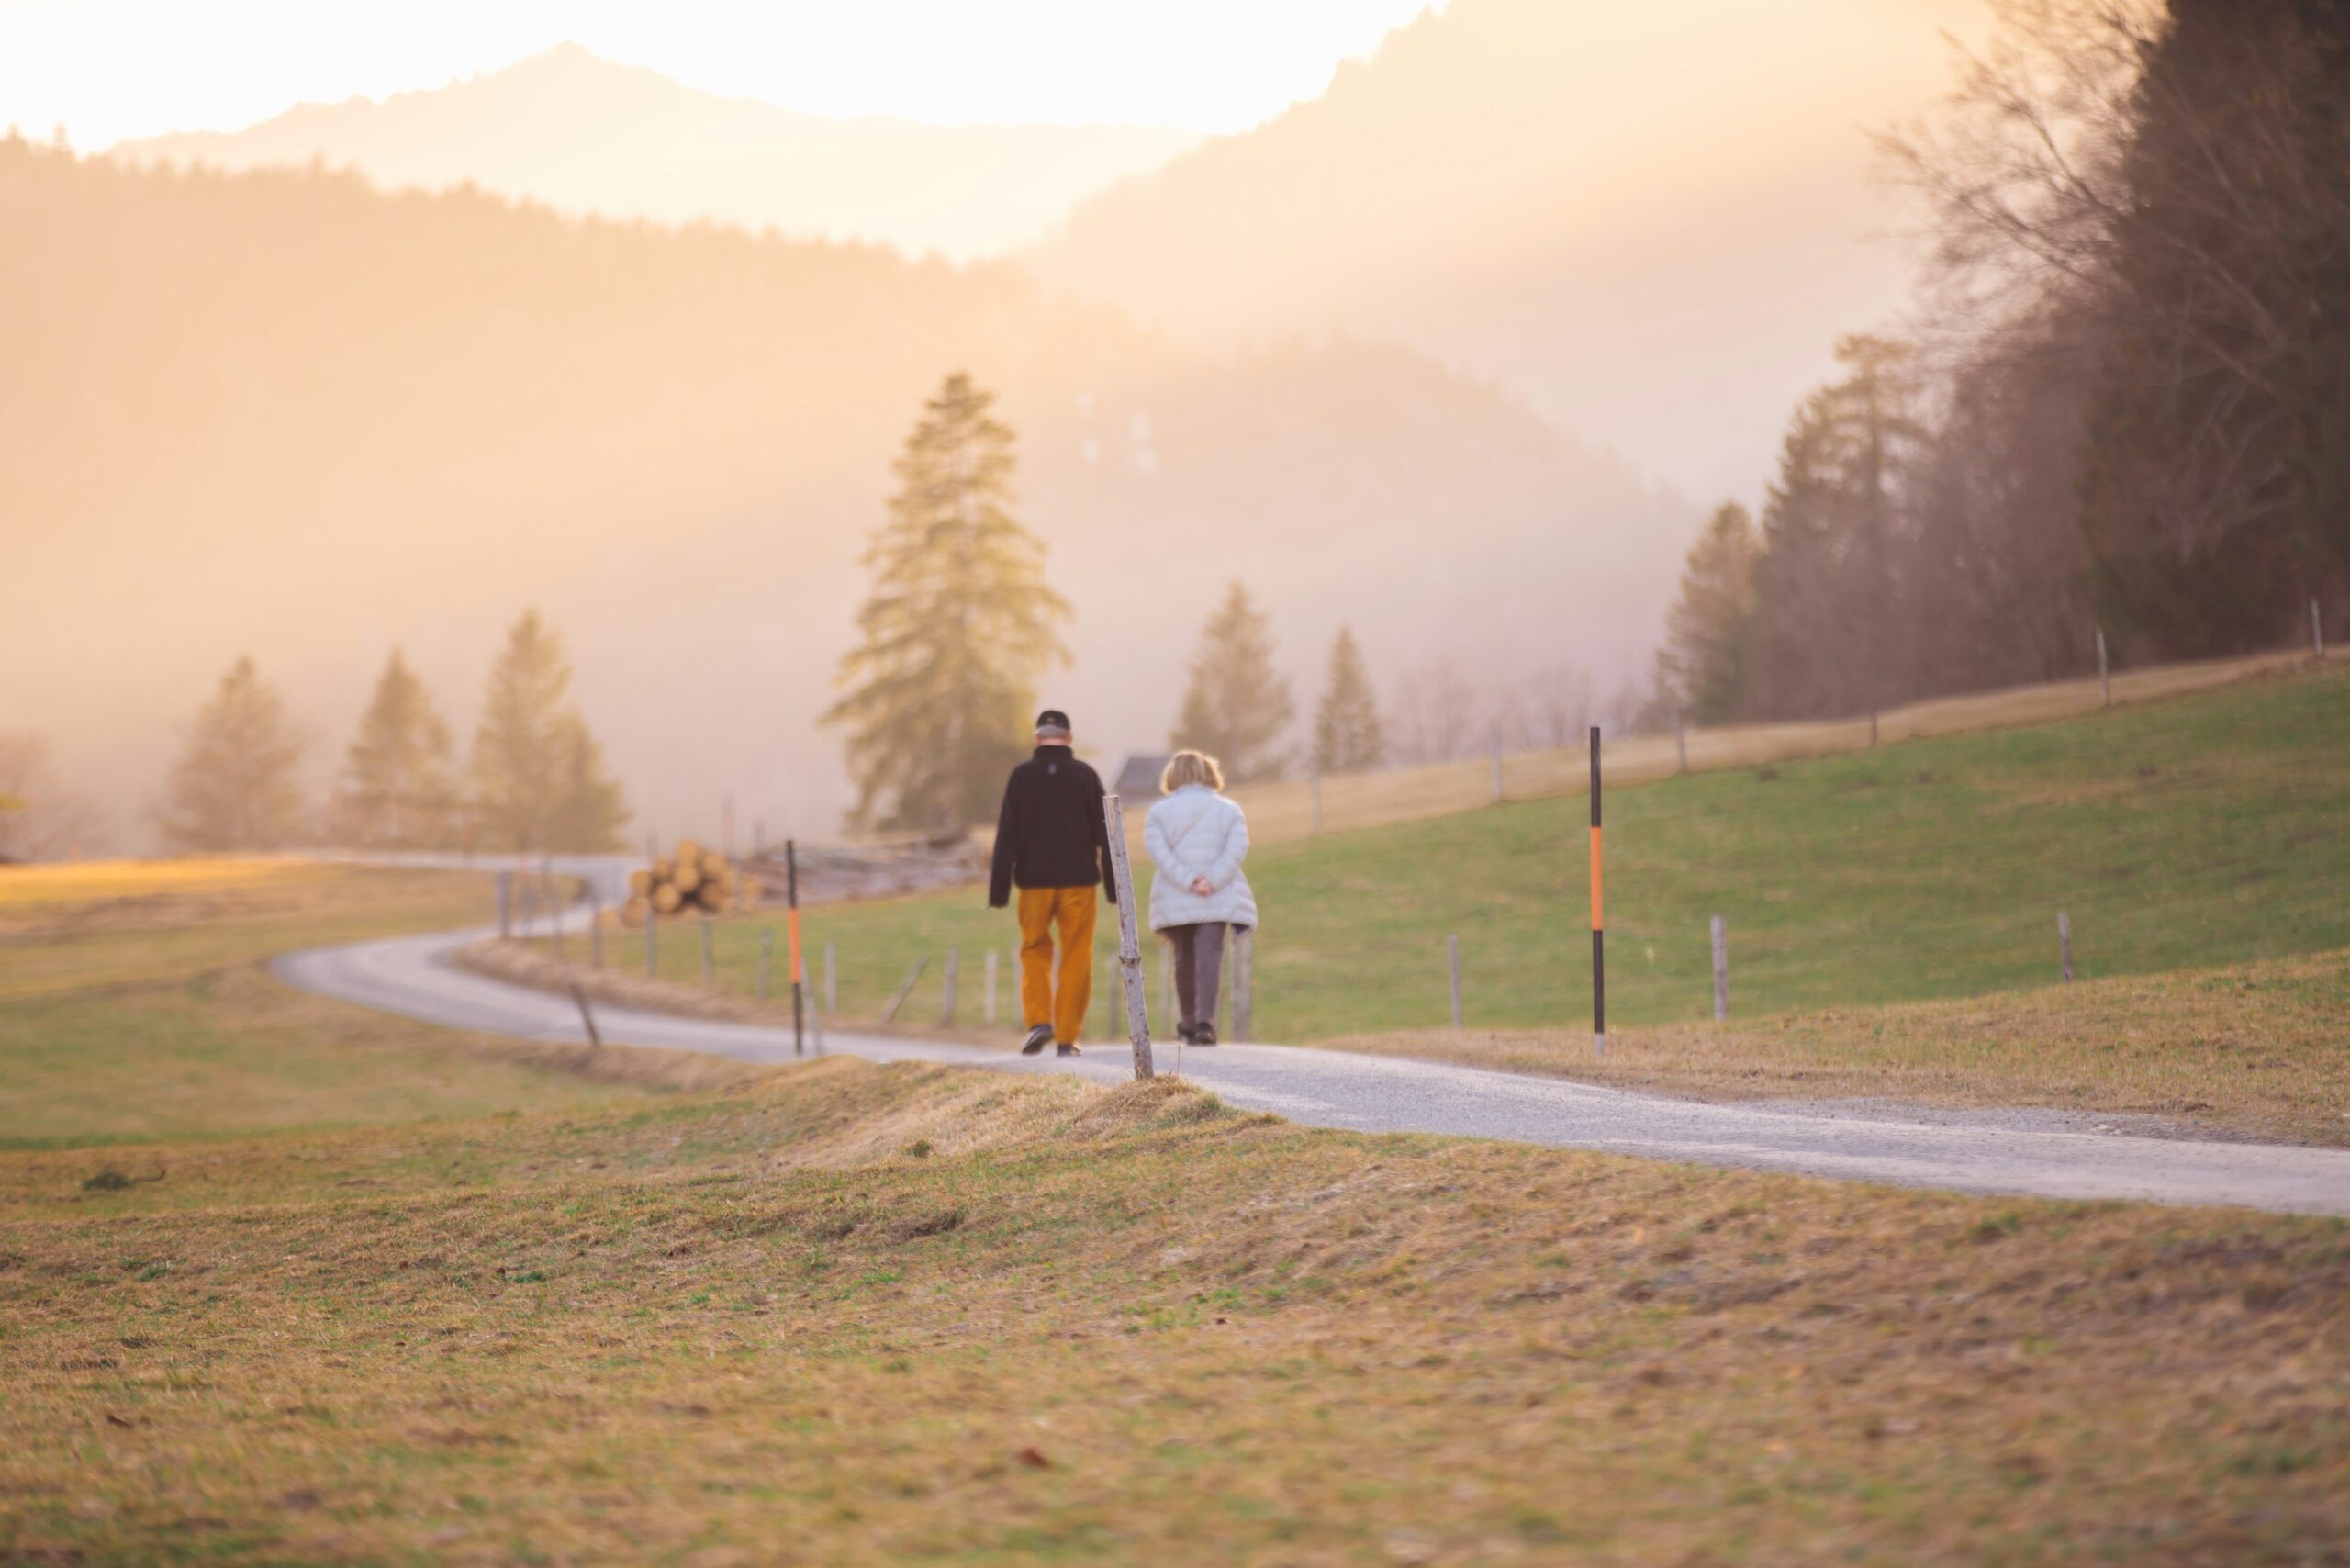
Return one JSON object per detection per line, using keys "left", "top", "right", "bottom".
{"left": 110, "top": 45, "right": 1201, "bottom": 259}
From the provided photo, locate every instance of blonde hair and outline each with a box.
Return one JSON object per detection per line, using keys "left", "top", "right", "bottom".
{"left": 1160, "top": 750, "right": 1225, "bottom": 794}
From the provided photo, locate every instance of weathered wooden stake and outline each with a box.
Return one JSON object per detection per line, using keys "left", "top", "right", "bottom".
{"left": 569, "top": 982, "right": 602, "bottom": 1047}
{"left": 1309, "top": 765, "right": 1324, "bottom": 835}
{"left": 1869, "top": 709, "right": 1880, "bottom": 747}
{"left": 550, "top": 881, "right": 565, "bottom": 962}
{"left": 941, "top": 947, "right": 960, "bottom": 1026}
{"left": 2315, "top": 597, "right": 2327, "bottom": 660}
{"left": 1491, "top": 726, "right": 1504, "bottom": 803}
{"left": 1675, "top": 711, "right": 1688, "bottom": 775}
{"left": 1231, "top": 928, "right": 1255, "bottom": 1042}
{"left": 786, "top": 841, "right": 805, "bottom": 1057}
{"left": 1102, "top": 794, "right": 1155, "bottom": 1080}
{"left": 758, "top": 928, "right": 773, "bottom": 1000}
{"left": 882, "top": 957, "right": 928, "bottom": 1023}
{"left": 1448, "top": 933, "right": 1463, "bottom": 1029}
{"left": 497, "top": 871, "right": 512, "bottom": 939}
{"left": 1711, "top": 914, "right": 1729, "bottom": 1021}
{"left": 699, "top": 919, "right": 715, "bottom": 986}
{"left": 2059, "top": 912, "right": 2074, "bottom": 982}
{"left": 2097, "top": 626, "right": 2111, "bottom": 706}
{"left": 589, "top": 893, "right": 603, "bottom": 969}
{"left": 1589, "top": 726, "right": 1606, "bottom": 1058}
{"left": 985, "top": 950, "right": 999, "bottom": 1025}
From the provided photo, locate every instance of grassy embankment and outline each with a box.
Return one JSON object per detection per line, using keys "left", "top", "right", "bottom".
{"left": 6, "top": 1058, "right": 2348, "bottom": 1564}
{"left": 0, "top": 860, "right": 740, "bottom": 1149}
{"left": 552, "top": 662, "right": 2350, "bottom": 1140}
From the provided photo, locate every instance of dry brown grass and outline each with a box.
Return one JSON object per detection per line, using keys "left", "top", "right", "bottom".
{"left": 1316, "top": 946, "right": 2350, "bottom": 1146}
{"left": 1, "top": 1059, "right": 2344, "bottom": 1564}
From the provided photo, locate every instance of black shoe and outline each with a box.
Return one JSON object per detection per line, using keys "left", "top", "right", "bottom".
{"left": 1192, "top": 1023, "right": 1217, "bottom": 1047}
{"left": 1175, "top": 1023, "right": 1198, "bottom": 1045}
{"left": 1020, "top": 1025, "right": 1054, "bottom": 1056}
{"left": 1057, "top": 1043, "right": 1082, "bottom": 1057}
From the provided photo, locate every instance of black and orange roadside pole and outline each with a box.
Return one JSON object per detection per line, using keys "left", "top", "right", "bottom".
{"left": 786, "top": 839, "right": 805, "bottom": 1058}
{"left": 1589, "top": 725, "right": 1606, "bottom": 1058}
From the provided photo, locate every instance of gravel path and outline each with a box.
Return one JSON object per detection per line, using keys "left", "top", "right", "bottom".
{"left": 271, "top": 890, "right": 2350, "bottom": 1216}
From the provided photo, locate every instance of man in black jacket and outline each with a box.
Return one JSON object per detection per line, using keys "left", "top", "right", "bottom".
{"left": 990, "top": 709, "right": 1116, "bottom": 1056}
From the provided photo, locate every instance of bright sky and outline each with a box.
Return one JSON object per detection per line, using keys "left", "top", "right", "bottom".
{"left": 0, "top": 0, "right": 1442, "bottom": 149}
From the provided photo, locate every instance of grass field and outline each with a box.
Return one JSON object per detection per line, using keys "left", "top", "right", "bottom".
{"left": 0, "top": 860, "right": 717, "bottom": 1149}
{"left": 586, "top": 662, "right": 2350, "bottom": 1054}
{"left": 6, "top": 1060, "right": 2347, "bottom": 1564}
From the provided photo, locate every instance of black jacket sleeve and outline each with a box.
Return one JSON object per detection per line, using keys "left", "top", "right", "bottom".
{"left": 989, "top": 769, "right": 1020, "bottom": 908}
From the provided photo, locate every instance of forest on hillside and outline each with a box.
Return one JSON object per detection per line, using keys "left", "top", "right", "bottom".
{"left": 0, "top": 136, "right": 1684, "bottom": 845}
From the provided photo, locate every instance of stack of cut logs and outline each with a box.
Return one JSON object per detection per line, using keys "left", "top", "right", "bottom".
{"left": 618, "top": 839, "right": 761, "bottom": 927}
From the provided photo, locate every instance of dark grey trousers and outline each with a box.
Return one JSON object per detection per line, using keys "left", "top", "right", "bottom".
{"left": 1164, "top": 922, "right": 1226, "bottom": 1031}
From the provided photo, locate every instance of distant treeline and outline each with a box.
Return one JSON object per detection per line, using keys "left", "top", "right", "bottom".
{"left": 1656, "top": 0, "right": 2349, "bottom": 724}
{"left": 160, "top": 611, "right": 627, "bottom": 856}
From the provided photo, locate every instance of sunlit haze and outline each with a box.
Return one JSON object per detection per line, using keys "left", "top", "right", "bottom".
{"left": 1, "top": 0, "right": 1439, "bottom": 147}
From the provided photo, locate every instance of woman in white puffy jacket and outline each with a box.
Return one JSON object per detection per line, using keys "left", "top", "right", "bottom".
{"left": 1143, "top": 749, "right": 1257, "bottom": 1046}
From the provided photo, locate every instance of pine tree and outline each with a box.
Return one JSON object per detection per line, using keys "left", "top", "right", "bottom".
{"left": 1312, "top": 626, "right": 1384, "bottom": 775}
{"left": 1653, "top": 502, "right": 1762, "bottom": 723}
{"left": 331, "top": 649, "right": 456, "bottom": 848}
{"left": 825, "top": 372, "right": 1070, "bottom": 828}
{"left": 1171, "top": 582, "right": 1295, "bottom": 783}
{"left": 469, "top": 610, "right": 629, "bottom": 852}
{"left": 160, "top": 656, "right": 307, "bottom": 850}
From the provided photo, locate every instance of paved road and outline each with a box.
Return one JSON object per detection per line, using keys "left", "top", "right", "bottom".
{"left": 274, "top": 907, "right": 2350, "bottom": 1216}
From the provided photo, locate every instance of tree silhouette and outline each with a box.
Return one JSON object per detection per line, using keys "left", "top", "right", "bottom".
{"left": 1312, "top": 626, "right": 1384, "bottom": 775}
{"left": 1654, "top": 503, "right": 1761, "bottom": 723}
{"left": 332, "top": 649, "right": 456, "bottom": 848}
{"left": 161, "top": 656, "right": 306, "bottom": 851}
{"left": 1171, "top": 581, "right": 1294, "bottom": 783}
{"left": 825, "top": 372, "right": 1069, "bottom": 828}
{"left": 469, "top": 610, "right": 628, "bottom": 852}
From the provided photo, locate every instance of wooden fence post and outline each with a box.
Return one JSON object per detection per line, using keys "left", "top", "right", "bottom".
{"left": 2059, "top": 912, "right": 2074, "bottom": 982}
{"left": 1309, "top": 765, "right": 1324, "bottom": 835}
{"left": 497, "top": 871, "right": 512, "bottom": 939}
{"left": 589, "top": 892, "right": 603, "bottom": 969}
{"left": 1448, "top": 933, "right": 1463, "bottom": 1029}
{"left": 551, "top": 880, "right": 565, "bottom": 962}
{"left": 699, "top": 919, "right": 715, "bottom": 986}
{"left": 985, "top": 949, "right": 998, "bottom": 1025}
{"left": 569, "top": 983, "right": 601, "bottom": 1048}
{"left": 786, "top": 840, "right": 804, "bottom": 1057}
{"left": 1711, "top": 914, "right": 1729, "bottom": 1021}
{"left": 2097, "top": 626, "right": 2111, "bottom": 707}
{"left": 1675, "top": 712, "right": 1688, "bottom": 775}
{"left": 1491, "top": 725, "right": 1504, "bottom": 804}
{"left": 758, "top": 927, "right": 773, "bottom": 1000}
{"left": 941, "top": 947, "right": 960, "bottom": 1026}
{"left": 1232, "top": 927, "right": 1255, "bottom": 1042}
{"left": 882, "top": 957, "right": 928, "bottom": 1023}
{"left": 2315, "top": 597, "right": 2327, "bottom": 660}
{"left": 1102, "top": 794, "right": 1155, "bottom": 1081}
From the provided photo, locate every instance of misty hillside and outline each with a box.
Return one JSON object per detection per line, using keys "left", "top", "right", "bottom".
{"left": 110, "top": 43, "right": 1200, "bottom": 261}
{"left": 0, "top": 137, "right": 1692, "bottom": 846}
{"left": 1029, "top": 0, "right": 1982, "bottom": 502}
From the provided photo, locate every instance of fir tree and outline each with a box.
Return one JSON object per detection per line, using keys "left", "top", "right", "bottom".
{"left": 1171, "top": 581, "right": 1294, "bottom": 783}
{"left": 1312, "top": 626, "right": 1384, "bottom": 775}
{"left": 469, "top": 610, "right": 628, "bottom": 852}
{"left": 332, "top": 649, "right": 456, "bottom": 848}
{"left": 825, "top": 372, "right": 1070, "bottom": 828}
{"left": 160, "top": 656, "right": 306, "bottom": 850}
{"left": 1654, "top": 502, "right": 1762, "bottom": 723}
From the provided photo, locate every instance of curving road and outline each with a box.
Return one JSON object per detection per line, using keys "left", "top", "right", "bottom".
{"left": 270, "top": 882, "right": 2350, "bottom": 1216}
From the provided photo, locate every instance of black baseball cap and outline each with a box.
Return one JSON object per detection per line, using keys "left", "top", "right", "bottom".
{"left": 1035, "top": 709, "right": 1071, "bottom": 734}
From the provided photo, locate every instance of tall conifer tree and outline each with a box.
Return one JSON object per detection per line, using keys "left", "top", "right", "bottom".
{"left": 160, "top": 656, "right": 307, "bottom": 850}
{"left": 1171, "top": 581, "right": 1294, "bottom": 783}
{"left": 1312, "top": 626, "right": 1384, "bottom": 775}
{"left": 469, "top": 610, "right": 628, "bottom": 852}
{"left": 332, "top": 649, "right": 456, "bottom": 847}
{"left": 1654, "top": 502, "right": 1761, "bottom": 723}
{"left": 825, "top": 372, "right": 1069, "bottom": 828}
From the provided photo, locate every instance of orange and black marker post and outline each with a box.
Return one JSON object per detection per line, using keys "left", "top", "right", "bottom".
{"left": 786, "top": 839, "right": 805, "bottom": 1058}
{"left": 1589, "top": 725, "right": 1605, "bottom": 1057}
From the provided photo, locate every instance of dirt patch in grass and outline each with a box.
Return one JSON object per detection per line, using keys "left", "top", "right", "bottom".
{"left": 0, "top": 1060, "right": 2344, "bottom": 1564}
{"left": 1315, "top": 946, "right": 2350, "bottom": 1148}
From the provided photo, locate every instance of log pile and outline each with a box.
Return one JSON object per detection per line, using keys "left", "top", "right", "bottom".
{"left": 618, "top": 839, "right": 761, "bottom": 927}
